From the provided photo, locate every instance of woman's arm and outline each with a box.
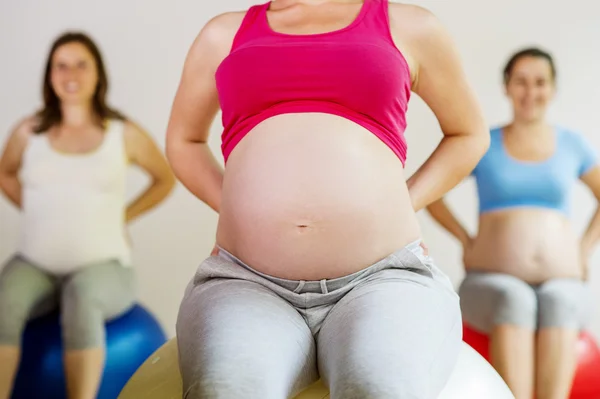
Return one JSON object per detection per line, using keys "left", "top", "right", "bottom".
{"left": 0, "top": 118, "right": 34, "bottom": 208}
{"left": 390, "top": 5, "right": 490, "bottom": 212}
{"left": 426, "top": 198, "right": 471, "bottom": 247}
{"left": 579, "top": 166, "right": 600, "bottom": 263}
{"left": 124, "top": 121, "right": 176, "bottom": 223}
{"left": 165, "top": 13, "right": 243, "bottom": 213}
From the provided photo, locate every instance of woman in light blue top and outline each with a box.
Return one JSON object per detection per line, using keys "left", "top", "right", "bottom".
{"left": 427, "top": 47, "right": 600, "bottom": 399}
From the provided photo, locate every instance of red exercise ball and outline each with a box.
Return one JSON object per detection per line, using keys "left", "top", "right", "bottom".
{"left": 462, "top": 324, "right": 600, "bottom": 399}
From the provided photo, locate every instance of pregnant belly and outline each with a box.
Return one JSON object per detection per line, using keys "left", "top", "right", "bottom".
{"left": 216, "top": 113, "right": 421, "bottom": 280}
{"left": 466, "top": 208, "right": 582, "bottom": 283}
{"left": 18, "top": 203, "right": 128, "bottom": 272}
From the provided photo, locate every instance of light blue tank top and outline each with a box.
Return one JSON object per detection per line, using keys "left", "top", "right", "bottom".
{"left": 472, "top": 126, "right": 597, "bottom": 215}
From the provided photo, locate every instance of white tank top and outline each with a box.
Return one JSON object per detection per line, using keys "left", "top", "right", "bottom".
{"left": 18, "top": 120, "right": 131, "bottom": 274}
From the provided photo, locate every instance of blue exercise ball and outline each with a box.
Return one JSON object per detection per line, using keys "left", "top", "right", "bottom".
{"left": 11, "top": 304, "right": 167, "bottom": 399}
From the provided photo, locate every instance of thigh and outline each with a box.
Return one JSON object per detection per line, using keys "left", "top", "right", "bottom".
{"left": 0, "top": 255, "right": 57, "bottom": 321}
{"left": 176, "top": 271, "right": 317, "bottom": 399}
{"left": 537, "top": 278, "right": 589, "bottom": 330}
{"left": 318, "top": 267, "right": 462, "bottom": 399}
{"left": 60, "top": 259, "right": 135, "bottom": 320}
{"left": 459, "top": 272, "right": 538, "bottom": 333}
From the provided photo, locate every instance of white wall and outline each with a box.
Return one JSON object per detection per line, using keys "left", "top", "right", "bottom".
{"left": 1, "top": 0, "right": 599, "bottom": 339}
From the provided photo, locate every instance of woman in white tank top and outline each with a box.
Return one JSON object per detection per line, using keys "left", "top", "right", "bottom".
{"left": 0, "top": 32, "right": 175, "bottom": 399}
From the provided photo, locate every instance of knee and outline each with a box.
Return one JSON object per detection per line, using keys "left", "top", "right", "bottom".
{"left": 61, "top": 284, "right": 104, "bottom": 350}
{"left": 60, "top": 314, "right": 104, "bottom": 350}
{"left": 326, "top": 324, "right": 462, "bottom": 399}
{"left": 537, "top": 279, "right": 587, "bottom": 329}
{"left": 494, "top": 278, "right": 538, "bottom": 317}
{"left": 61, "top": 279, "right": 102, "bottom": 317}
{"left": 0, "top": 317, "right": 23, "bottom": 346}
{"left": 0, "top": 291, "right": 31, "bottom": 345}
{"left": 461, "top": 274, "right": 538, "bottom": 331}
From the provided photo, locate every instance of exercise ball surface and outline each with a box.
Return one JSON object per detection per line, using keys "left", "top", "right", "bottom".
{"left": 438, "top": 342, "right": 514, "bottom": 398}
{"left": 11, "top": 304, "right": 167, "bottom": 399}
{"left": 118, "top": 339, "right": 514, "bottom": 399}
{"left": 463, "top": 324, "right": 600, "bottom": 399}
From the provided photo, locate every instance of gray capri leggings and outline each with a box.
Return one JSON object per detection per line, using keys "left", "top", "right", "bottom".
{"left": 459, "top": 271, "right": 590, "bottom": 333}
{"left": 176, "top": 241, "right": 462, "bottom": 399}
{"left": 0, "top": 255, "right": 135, "bottom": 349}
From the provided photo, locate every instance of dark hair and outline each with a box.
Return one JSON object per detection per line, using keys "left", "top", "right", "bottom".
{"left": 34, "top": 32, "right": 125, "bottom": 134}
{"left": 503, "top": 47, "right": 556, "bottom": 84}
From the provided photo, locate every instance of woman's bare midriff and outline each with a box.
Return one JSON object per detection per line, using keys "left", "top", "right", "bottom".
{"left": 465, "top": 209, "right": 583, "bottom": 284}
{"left": 216, "top": 113, "right": 421, "bottom": 280}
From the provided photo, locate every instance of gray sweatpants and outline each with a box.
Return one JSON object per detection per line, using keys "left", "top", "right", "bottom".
{"left": 459, "top": 271, "right": 590, "bottom": 333}
{"left": 0, "top": 255, "right": 135, "bottom": 349}
{"left": 176, "top": 241, "right": 462, "bottom": 399}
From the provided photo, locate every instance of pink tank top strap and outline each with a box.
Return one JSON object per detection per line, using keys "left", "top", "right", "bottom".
{"left": 359, "top": 0, "right": 394, "bottom": 37}
{"left": 230, "top": 2, "right": 271, "bottom": 51}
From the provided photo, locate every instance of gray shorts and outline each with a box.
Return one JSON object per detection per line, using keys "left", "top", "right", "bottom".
{"left": 459, "top": 271, "right": 590, "bottom": 333}
{"left": 176, "top": 241, "right": 462, "bottom": 399}
{"left": 0, "top": 255, "right": 135, "bottom": 349}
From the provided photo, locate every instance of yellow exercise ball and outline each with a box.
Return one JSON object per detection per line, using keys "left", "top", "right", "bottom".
{"left": 118, "top": 338, "right": 514, "bottom": 399}
{"left": 117, "top": 338, "right": 328, "bottom": 399}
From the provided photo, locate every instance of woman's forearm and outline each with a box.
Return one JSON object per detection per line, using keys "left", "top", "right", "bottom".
{"left": 407, "top": 134, "right": 489, "bottom": 212}
{"left": 426, "top": 198, "right": 471, "bottom": 245}
{"left": 126, "top": 178, "right": 175, "bottom": 223}
{"left": 167, "top": 141, "right": 223, "bottom": 213}
{"left": 0, "top": 174, "right": 22, "bottom": 208}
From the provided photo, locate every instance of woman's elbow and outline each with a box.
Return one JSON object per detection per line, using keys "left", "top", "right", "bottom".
{"left": 466, "top": 125, "right": 490, "bottom": 164}
{"left": 426, "top": 197, "right": 445, "bottom": 211}
{"left": 149, "top": 172, "right": 176, "bottom": 206}
{"left": 165, "top": 133, "right": 179, "bottom": 167}
{"left": 161, "top": 169, "right": 177, "bottom": 194}
{"left": 473, "top": 121, "right": 491, "bottom": 149}
{"left": 165, "top": 134, "right": 192, "bottom": 178}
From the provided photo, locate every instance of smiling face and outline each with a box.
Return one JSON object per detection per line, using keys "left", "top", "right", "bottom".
{"left": 504, "top": 55, "right": 556, "bottom": 123}
{"left": 34, "top": 32, "right": 123, "bottom": 134}
{"left": 49, "top": 41, "right": 99, "bottom": 106}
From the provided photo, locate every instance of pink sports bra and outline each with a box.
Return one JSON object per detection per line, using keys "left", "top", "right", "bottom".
{"left": 216, "top": 0, "right": 412, "bottom": 164}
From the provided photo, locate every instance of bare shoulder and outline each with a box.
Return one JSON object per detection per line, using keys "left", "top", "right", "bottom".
{"left": 387, "top": 3, "right": 444, "bottom": 83}
{"left": 121, "top": 120, "right": 149, "bottom": 162}
{"left": 122, "top": 119, "right": 169, "bottom": 157}
{"left": 388, "top": 3, "right": 459, "bottom": 82}
{"left": 123, "top": 119, "right": 144, "bottom": 137}
{"left": 122, "top": 119, "right": 155, "bottom": 147}
{"left": 8, "top": 116, "right": 37, "bottom": 145}
{"left": 188, "top": 11, "right": 248, "bottom": 66}
{"left": 202, "top": 11, "right": 248, "bottom": 39}
{"left": 388, "top": 2, "right": 441, "bottom": 37}
{"left": 15, "top": 115, "right": 37, "bottom": 135}
{"left": 0, "top": 115, "right": 37, "bottom": 168}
